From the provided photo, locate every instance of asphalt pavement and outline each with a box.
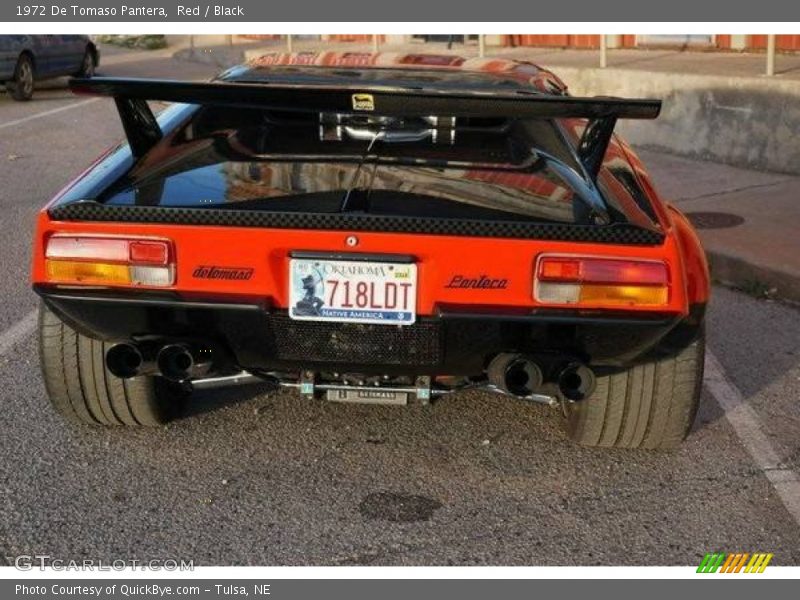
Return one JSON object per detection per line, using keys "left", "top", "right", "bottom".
{"left": 0, "top": 47, "right": 798, "bottom": 566}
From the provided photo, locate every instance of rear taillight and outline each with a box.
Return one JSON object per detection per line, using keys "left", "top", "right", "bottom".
{"left": 45, "top": 235, "right": 175, "bottom": 287}
{"left": 534, "top": 255, "right": 669, "bottom": 308}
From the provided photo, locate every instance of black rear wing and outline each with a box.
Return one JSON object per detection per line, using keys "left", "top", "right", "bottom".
{"left": 70, "top": 76, "right": 661, "bottom": 180}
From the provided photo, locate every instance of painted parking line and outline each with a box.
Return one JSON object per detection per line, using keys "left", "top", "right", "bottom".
{"left": 0, "top": 98, "right": 99, "bottom": 131}
{"left": 705, "top": 350, "right": 800, "bottom": 527}
{"left": 0, "top": 309, "right": 37, "bottom": 356}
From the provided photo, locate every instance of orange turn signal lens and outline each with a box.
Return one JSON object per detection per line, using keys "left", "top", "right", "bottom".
{"left": 577, "top": 284, "right": 669, "bottom": 306}
{"left": 46, "top": 260, "right": 131, "bottom": 286}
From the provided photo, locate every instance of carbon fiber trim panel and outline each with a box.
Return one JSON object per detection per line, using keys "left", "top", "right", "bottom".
{"left": 48, "top": 203, "right": 664, "bottom": 245}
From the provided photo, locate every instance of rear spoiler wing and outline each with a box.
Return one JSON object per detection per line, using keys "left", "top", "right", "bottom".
{"left": 70, "top": 76, "right": 662, "bottom": 179}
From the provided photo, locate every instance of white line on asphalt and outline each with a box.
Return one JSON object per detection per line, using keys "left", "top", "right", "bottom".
{"left": 711, "top": 103, "right": 754, "bottom": 115}
{"left": 705, "top": 350, "right": 800, "bottom": 527}
{"left": 0, "top": 98, "right": 99, "bottom": 131}
{"left": 0, "top": 309, "right": 37, "bottom": 357}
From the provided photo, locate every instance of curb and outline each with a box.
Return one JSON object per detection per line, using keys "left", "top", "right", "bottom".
{"left": 706, "top": 249, "right": 800, "bottom": 306}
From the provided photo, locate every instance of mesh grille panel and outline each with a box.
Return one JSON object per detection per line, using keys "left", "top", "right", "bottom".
{"left": 269, "top": 314, "right": 443, "bottom": 365}
{"left": 49, "top": 203, "right": 664, "bottom": 245}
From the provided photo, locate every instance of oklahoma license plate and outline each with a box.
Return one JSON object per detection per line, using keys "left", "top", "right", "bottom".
{"left": 289, "top": 258, "right": 417, "bottom": 325}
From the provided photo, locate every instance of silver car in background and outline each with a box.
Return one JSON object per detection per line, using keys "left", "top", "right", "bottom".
{"left": 0, "top": 35, "right": 98, "bottom": 101}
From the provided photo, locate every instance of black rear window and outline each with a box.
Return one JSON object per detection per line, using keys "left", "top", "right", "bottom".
{"left": 102, "top": 105, "right": 655, "bottom": 226}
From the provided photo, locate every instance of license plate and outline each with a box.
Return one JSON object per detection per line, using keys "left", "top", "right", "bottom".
{"left": 289, "top": 257, "right": 417, "bottom": 325}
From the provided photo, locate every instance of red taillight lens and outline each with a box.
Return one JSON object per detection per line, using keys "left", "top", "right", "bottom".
{"left": 129, "top": 240, "right": 169, "bottom": 265}
{"left": 535, "top": 255, "right": 669, "bottom": 308}
{"left": 539, "top": 258, "right": 581, "bottom": 281}
{"left": 537, "top": 256, "right": 668, "bottom": 285}
{"left": 44, "top": 235, "right": 175, "bottom": 287}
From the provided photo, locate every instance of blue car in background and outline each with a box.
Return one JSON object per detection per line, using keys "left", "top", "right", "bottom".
{"left": 0, "top": 35, "right": 98, "bottom": 101}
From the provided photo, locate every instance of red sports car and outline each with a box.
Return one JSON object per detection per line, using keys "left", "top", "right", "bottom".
{"left": 30, "top": 52, "right": 709, "bottom": 448}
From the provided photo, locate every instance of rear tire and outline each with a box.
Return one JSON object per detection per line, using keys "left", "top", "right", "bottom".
{"left": 564, "top": 329, "right": 705, "bottom": 449}
{"left": 6, "top": 54, "right": 34, "bottom": 101}
{"left": 38, "top": 302, "right": 187, "bottom": 426}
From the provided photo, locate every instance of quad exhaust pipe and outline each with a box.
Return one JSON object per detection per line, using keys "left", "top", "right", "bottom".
{"left": 105, "top": 342, "right": 212, "bottom": 382}
{"left": 557, "top": 363, "right": 597, "bottom": 401}
{"left": 487, "top": 354, "right": 544, "bottom": 398}
{"left": 157, "top": 344, "right": 212, "bottom": 382}
{"left": 106, "top": 343, "right": 157, "bottom": 379}
{"left": 487, "top": 353, "right": 597, "bottom": 402}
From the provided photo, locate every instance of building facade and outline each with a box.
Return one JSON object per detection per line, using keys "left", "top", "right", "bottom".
{"left": 240, "top": 34, "right": 800, "bottom": 52}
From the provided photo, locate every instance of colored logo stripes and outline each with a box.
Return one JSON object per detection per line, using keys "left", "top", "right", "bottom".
{"left": 697, "top": 552, "right": 773, "bottom": 573}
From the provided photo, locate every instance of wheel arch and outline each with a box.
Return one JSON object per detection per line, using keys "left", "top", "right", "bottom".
{"left": 668, "top": 203, "right": 710, "bottom": 306}
{"left": 644, "top": 204, "right": 709, "bottom": 360}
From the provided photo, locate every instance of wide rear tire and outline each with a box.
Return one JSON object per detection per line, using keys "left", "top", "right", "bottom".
{"left": 565, "top": 329, "right": 705, "bottom": 449}
{"left": 38, "top": 302, "right": 187, "bottom": 426}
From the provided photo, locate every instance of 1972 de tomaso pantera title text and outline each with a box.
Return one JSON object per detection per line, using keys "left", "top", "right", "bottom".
{"left": 15, "top": 4, "right": 245, "bottom": 17}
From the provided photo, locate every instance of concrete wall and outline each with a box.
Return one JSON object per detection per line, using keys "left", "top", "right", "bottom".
{"left": 554, "top": 67, "right": 800, "bottom": 175}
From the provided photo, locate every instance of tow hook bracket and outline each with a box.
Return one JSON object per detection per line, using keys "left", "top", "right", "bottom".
{"left": 415, "top": 376, "right": 432, "bottom": 404}
{"left": 300, "top": 370, "right": 315, "bottom": 396}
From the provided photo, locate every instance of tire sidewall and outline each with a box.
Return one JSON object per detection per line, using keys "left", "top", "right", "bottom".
{"left": 563, "top": 329, "right": 705, "bottom": 449}
{"left": 38, "top": 301, "right": 187, "bottom": 427}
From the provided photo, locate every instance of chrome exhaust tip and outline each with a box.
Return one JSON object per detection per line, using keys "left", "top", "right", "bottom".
{"left": 156, "top": 344, "right": 212, "bottom": 382}
{"left": 106, "top": 343, "right": 146, "bottom": 379}
{"left": 487, "top": 354, "right": 544, "bottom": 397}
{"left": 557, "top": 363, "right": 596, "bottom": 401}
